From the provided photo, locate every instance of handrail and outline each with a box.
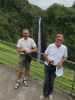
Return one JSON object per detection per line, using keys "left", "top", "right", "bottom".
{"left": 0, "top": 39, "right": 75, "bottom": 65}
{"left": 66, "top": 60, "right": 75, "bottom": 65}
{"left": 0, "top": 40, "right": 75, "bottom": 97}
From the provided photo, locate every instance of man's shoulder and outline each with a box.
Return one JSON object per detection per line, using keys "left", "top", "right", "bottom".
{"left": 28, "top": 37, "right": 34, "bottom": 41}
{"left": 18, "top": 38, "right": 24, "bottom": 41}
{"left": 17, "top": 38, "right": 24, "bottom": 43}
{"left": 61, "top": 44, "right": 67, "bottom": 49}
{"left": 48, "top": 43, "right": 55, "bottom": 47}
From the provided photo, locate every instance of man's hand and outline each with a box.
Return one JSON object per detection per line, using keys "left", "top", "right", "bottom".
{"left": 57, "top": 58, "right": 64, "bottom": 67}
{"left": 16, "top": 48, "right": 31, "bottom": 54}
{"left": 43, "top": 53, "right": 54, "bottom": 65}
{"left": 24, "top": 48, "right": 31, "bottom": 54}
{"left": 57, "top": 62, "right": 63, "bottom": 67}
{"left": 48, "top": 60, "right": 54, "bottom": 65}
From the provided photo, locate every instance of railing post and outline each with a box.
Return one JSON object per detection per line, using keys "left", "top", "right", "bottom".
{"left": 71, "top": 70, "right": 75, "bottom": 97}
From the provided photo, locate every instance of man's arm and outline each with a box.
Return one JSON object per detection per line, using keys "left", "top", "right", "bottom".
{"left": 16, "top": 39, "right": 26, "bottom": 53}
{"left": 16, "top": 48, "right": 26, "bottom": 53}
{"left": 57, "top": 58, "right": 65, "bottom": 67}
{"left": 57, "top": 46, "right": 68, "bottom": 67}
{"left": 16, "top": 47, "right": 37, "bottom": 54}
{"left": 31, "top": 48, "right": 37, "bottom": 53}
{"left": 43, "top": 53, "right": 53, "bottom": 65}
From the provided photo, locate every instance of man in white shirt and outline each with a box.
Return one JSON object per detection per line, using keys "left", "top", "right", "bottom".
{"left": 15, "top": 29, "right": 37, "bottom": 89}
{"left": 40, "top": 34, "right": 68, "bottom": 100}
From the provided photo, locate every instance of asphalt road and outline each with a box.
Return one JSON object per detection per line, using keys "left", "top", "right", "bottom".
{"left": 0, "top": 65, "right": 73, "bottom": 100}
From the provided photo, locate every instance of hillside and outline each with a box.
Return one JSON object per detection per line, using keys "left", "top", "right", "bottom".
{"left": 0, "top": 1, "right": 75, "bottom": 60}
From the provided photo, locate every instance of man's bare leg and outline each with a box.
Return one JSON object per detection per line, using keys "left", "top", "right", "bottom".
{"left": 14, "top": 68, "right": 22, "bottom": 89}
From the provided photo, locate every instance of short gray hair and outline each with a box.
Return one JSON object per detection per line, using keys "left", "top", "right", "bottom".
{"left": 22, "top": 29, "right": 29, "bottom": 34}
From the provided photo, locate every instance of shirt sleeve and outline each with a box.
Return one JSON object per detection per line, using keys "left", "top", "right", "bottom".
{"left": 16, "top": 40, "right": 21, "bottom": 48}
{"left": 63, "top": 46, "right": 68, "bottom": 60}
{"left": 31, "top": 39, "right": 37, "bottom": 48}
{"left": 45, "top": 45, "right": 50, "bottom": 54}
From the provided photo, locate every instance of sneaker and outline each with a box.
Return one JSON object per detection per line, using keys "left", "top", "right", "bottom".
{"left": 40, "top": 95, "right": 45, "bottom": 100}
{"left": 14, "top": 82, "right": 20, "bottom": 89}
{"left": 23, "top": 80, "right": 28, "bottom": 87}
{"left": 49, "top": 94, "right": 53, "bottom": 100}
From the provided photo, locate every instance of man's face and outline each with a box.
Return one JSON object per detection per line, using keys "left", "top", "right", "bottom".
{"left": 55, "top": 36, "right": 63, "bottom": 47}
{"left": 22, "top": 32, "right": 29, "bottom": 39}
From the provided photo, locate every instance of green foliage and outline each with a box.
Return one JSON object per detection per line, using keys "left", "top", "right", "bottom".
{"left": 46, "top": 4, "right": 75, "bottom": 60}
{"left": 0, "top": 42, "right": 18, "bottom": 67}
{"left": 0, "top": 1, "right": 75, "bottom": 60}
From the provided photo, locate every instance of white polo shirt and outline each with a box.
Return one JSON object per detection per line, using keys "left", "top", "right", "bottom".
{"left": 16, "top": 37, "right": 37, "bottom": 49}
{"left": 45, "top": 43, "right": 68, "bottom": 65}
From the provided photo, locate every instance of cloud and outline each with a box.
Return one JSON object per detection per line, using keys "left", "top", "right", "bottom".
{"left": 28, "top": 0, "right": 75, "bottom": 10}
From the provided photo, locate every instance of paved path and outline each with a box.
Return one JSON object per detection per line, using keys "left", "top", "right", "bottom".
{"left": 0, "top": 65, "right": 73, "bottom": 100}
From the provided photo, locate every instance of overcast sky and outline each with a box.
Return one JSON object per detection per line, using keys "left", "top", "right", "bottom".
{"left": 28, "top": 0, "right": 75, "bottom": 10}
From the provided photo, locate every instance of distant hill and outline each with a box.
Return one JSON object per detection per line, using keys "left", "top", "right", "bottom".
{"left": 0, "top": 1, "right": 75, "bottom": 60}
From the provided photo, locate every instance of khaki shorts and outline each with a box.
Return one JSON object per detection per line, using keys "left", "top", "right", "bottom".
{"left": 18, "top": 54, "right": 32, "bottom": 70}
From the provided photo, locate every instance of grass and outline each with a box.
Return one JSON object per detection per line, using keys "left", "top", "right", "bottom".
{"left": 0, "top": 42, "right": 75, "bottom": 95}
{"left": 31, "top": 61, "right": 75, "bottom": 94}
{"left": 0, "top": 42, "right": 18, "bottom": 68}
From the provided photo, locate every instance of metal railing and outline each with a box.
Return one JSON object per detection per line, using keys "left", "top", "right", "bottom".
{"left": 66, "top": 60, "right": 75, "bottom": 98}
{"left": 31, "top": 58, "right": 75, "bottom": 98}
{"left": 0, "top": 40, "right": 75, "bottom": 98}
